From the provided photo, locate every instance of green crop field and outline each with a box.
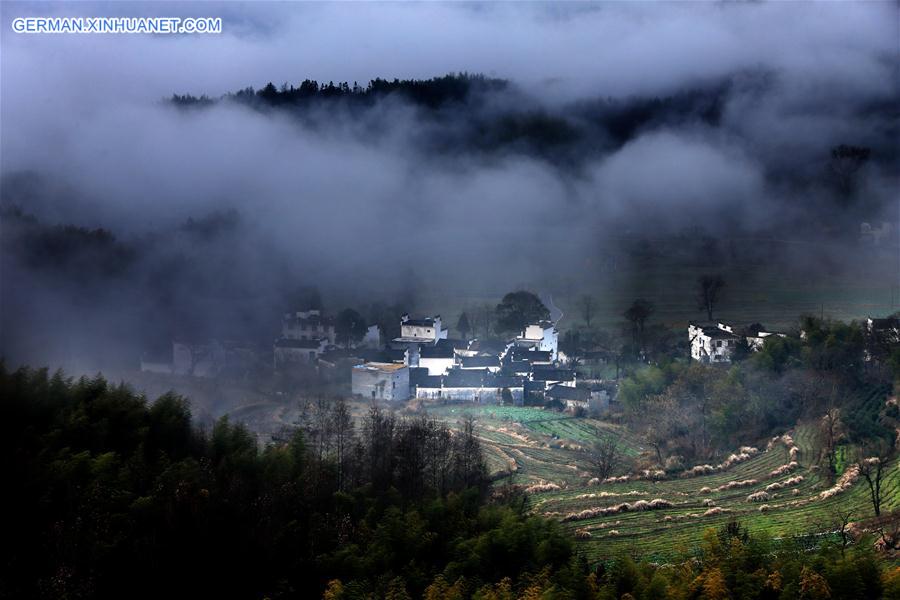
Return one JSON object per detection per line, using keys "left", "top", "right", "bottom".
{"left": 424, "top": 404, "right": 900, "bottom": 563}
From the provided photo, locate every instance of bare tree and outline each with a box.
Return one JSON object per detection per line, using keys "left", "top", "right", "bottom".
{"left": 330, "top": 398, "right": 354, "bottom": 490}
{"left": 623, "top": 299, "right": 654, "bottom": 351}
{"left": 424, "top": 418, "right": 452, "bottom": 494}
{"left": 453, "top": 414, "right": 486, "bottom": 489}
{"left": 696, "top": 274, "right": 725, "bottom": 321}
{"left": 828, "top": 508, "right": 854, "bottom": 557}
{"left": 479, "top": 303, "right": 494, "bottom": 338}
{"left": 580, "top": 295, "right": 595, "bottom": 328}
{"left": 631, "top": 381, "right": 679, "bottom": 464}
{"left": 589, "top": 437, "right": 621, "bottom": 481}
{"left": 817, "top": 407, "right": 845, "bottom": 483}
{"left": 858, "top": 440, "right": 893, "bottom": 517}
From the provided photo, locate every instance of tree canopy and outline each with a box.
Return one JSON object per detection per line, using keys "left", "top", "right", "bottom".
{"left": 494, "top": 290, "right": 550, "bottom": 335}
{"left": 335, "top": 308, "right": 367, "bottom": 346}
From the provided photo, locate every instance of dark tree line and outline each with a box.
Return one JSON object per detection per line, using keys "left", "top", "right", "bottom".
{"left": 3, "top": 364, "right": 566, "bottom": 600}
{"left": 173, "top": 72, "right": 506, "bottom": 111}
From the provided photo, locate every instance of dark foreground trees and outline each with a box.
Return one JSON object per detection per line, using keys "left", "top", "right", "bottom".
{"left": 0, "top": 364, "right": 580, "bottom": 600}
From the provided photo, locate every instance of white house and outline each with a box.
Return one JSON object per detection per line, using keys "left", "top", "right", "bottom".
{"left": 351, "top": 362, "right": 410, "bottom": 401}
{"left": 515, "top": 321, "right": 559, "bottom": 360}
{"left": 688, "top": 322, "right": 739, "bottom": 363}
{"left": 282, "top": 310, "right": 336, "bottom": 344}
{"left": 864, "top": 316, "right": 900, "bottom": 362}
{"left": 417, "top": 370, "right": 524, "bottom": 404}
{"left": 743, "top": 323, "right": 786, "bottom": 351}
{"left": 418, "top": 344, "right": 456, "bottom": 376}
{"left": 396, "top": 314, "right": 448, "bottom": 344}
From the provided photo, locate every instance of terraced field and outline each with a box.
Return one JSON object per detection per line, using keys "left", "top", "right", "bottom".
{"left": 426, "top": 404, "right": 900, "bottom": 562}
{"left": 535, "top": 425, "right": 900, "bottom": 562}
{"left": 423, "top": 404, "right": 643, "bottom": 486}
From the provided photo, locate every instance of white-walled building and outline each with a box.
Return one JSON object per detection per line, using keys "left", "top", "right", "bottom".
{"left": 864, "top": 315, "right": 900, "bottom": 362}
{"left": 351, "top": 362, "right": 410, "bottom": 401}
{"left": 690, "top": 321, "right": 791, "bottom": 363}
{"left": 414, "top": 370, "right": 524, "bottom": 404}
{"left": 282, "top": 310, "right": 336, "bottom": 344}
{"left": 743, "top": 323, "right": 787, "bottom": 351}
{"left": 396, "top": 314, "right": 448, "bottom": 343}
{"left": 515, "top": 321, "right": 559, "bottom": 360}
{"left": 688, "top": 322, "right": 739, "bottom": 363}
{"left": 418, "top": 344, "right": 456, "bottom": 376}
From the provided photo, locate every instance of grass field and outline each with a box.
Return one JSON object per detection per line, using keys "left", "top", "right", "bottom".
{"left": 425, "top": 404, "right": 900, "bottom": 563}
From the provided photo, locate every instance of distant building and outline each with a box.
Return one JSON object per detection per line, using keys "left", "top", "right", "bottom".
{"left": 590, "top": 386, "right": 612, "bottom": 414}
{"left": 859, "top": 222, "right": 892, "bottom": 246}
{"left": 274, "top": 337, "right": 328, "bottom": 368}
{"left": 530, "top": 367, "right": 576, "bottom": 389}
{"left": 396, "top": 314, "right": 448, "bottom": 344}
{"left": 360, "top": 324, "right": 382, "bottom": 349}
{"left": 743, "top": 323, "right": 786, "bottom": 351}
{"left": 351, "top": 362, "right": 410, "bottom": 401}
{"left": 689, "top": 322, "right": 739, "bottom": 363}
{"left": 173, "top": 340, "right": 224, "bottom": 377}
{"left": 282, "top": 310, "right": 336, "bottom": 344}
{"left": 547, "top": 384, "right": 590, "bottom": 412}
{"left": 171, "top": 340, "right": 259, "bottom": 378}
{"left": 414, "top": 368, "right": 524, "bottom": 404}
{"left": 466, "top": 338, "right": 511, "bottom": 357}
{"left": 865, "top": 315, "right": 900, "bottom": 362}
{"left": 419, "top": 343, "right": 456, "bottom": 376}
{"left": 459, "top": 355, "right": 501, "bottom": 372}
{"left": 514, "top": 321, "right": 559, "bottom": 360}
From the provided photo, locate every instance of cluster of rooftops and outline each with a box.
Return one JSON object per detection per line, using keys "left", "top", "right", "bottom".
{"left": 348, "top": 313, "right": 581, "bottom": 402}
{"left": 407, "top": 339, "right": 575, "bottom": 392}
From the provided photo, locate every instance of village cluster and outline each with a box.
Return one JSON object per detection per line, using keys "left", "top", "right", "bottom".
{"left": 348, "top": 314, "right": 613, "bottom": 410}
{"left": 273, "top": 310, "right": 610, "bottom": 411}
{"left": 142, "top": 307, "right": 899, "bottom": 412}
